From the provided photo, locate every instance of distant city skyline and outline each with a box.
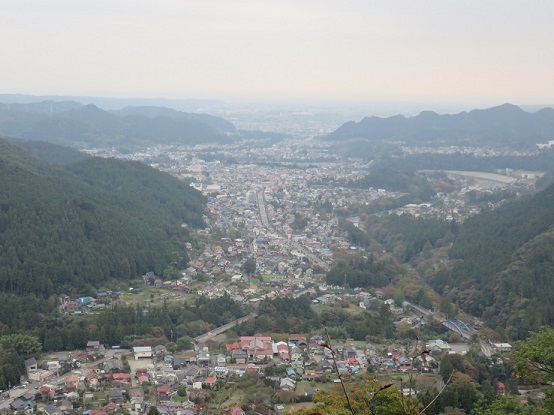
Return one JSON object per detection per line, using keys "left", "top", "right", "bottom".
{"left": 2, "top": 1, "right": 554, "bottom": 107}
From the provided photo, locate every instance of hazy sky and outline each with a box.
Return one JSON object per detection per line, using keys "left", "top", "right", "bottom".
{"left": 2, "top": 0, "right": 554, "bottom": 105}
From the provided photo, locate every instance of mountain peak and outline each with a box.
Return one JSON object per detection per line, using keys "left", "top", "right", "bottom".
{"left": 325, "top": 103, "right": 554, "bottom": 147}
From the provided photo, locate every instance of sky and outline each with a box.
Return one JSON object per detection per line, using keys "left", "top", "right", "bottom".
{"left": 2, "top": 0, "right": 554, "bottom": 106}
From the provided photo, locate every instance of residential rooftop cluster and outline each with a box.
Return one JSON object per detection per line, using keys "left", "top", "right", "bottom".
{"left": 3, "top": 324, "right": 517, "bottom": 415}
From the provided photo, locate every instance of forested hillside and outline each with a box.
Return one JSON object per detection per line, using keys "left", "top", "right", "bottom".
{"left": 348, "top": 167, "right": 439, "bottom": 202}
{"left": 333, "top": 179, "right": 553, "bottom": 340}
{"left": 7, "top": 137, "right": 90, "bottom": 165}
{"left": 431, "top": 183, "right": 554, "bottom": 338}
{"left": 0, "top": 138, "right": 205, "bottom": 297}
{"left": 0, "top": 101, "right": 235, "bottom": 148}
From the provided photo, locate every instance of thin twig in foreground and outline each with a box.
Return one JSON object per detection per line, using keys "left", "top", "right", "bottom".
{"left": 324, "top": 328, "right": 356, "bottom": 415}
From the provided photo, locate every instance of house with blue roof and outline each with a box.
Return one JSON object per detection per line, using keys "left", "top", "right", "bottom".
{"left": 76, "top": 297, "right": 92, "bottom": 306}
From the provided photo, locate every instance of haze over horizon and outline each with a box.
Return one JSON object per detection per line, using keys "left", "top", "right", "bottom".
{"left": 2, "top": 1, "right": 554, "bottom": 108}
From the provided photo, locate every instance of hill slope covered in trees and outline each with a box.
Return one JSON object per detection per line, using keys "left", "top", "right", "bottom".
{"left": 0, "top": 138, "right": 205, "bottom": 297}
{"left": 430, "top": 182, "right": 554, "bottom": 339}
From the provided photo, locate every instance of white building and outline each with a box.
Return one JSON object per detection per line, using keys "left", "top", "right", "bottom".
{"left": 492, "top": 343, "right": 512, "bottom": 352}
{"left": 133, "top": 346, "right": 153, "bottom": 360}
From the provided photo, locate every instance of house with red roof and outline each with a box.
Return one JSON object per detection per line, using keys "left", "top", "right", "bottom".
{"left": 103, "top": 402, "right": 119, "bottom": 413}
{"left": 86, "top": 372, "right": 100, "bottom": 388}
{"left": 111, "top": 373, "right": 132, "bottom": 387}
{"left": 138, "top": 375, "right": 149, "bottom": 384}
{"left": 135, "top": 368, "right": 148, "bottom": 377}
{"left": 240, "top": 335, "right": 273, "bottom": 361}
{"left": 157, "top": 385, "right": 171, "bottom": 400}
{"left": 225, "top": 342, "right": 240, "bottom": 351}
{"left": 204, "top": 376, "right": 217, "bottom": 388}
{"left": 65, "top": 301, "right": 80, "bottom": 313}
{"left": 275, "top": 341, "right": 290, "bottom": 361}
{"left": 245, "top": 364, "right": 259, "bottom": 374}
{"left": 40, "top": 386, "right": 55, "bottom": 400}
{"left": 229, "top": 406, "right": 246, "bottom": 415}
{"left": 240, "top": 334, "right": 271, "bottom": 349}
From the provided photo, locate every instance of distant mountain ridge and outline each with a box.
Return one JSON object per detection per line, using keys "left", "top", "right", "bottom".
{"left": 325, "top": 103, "right": 554, "bottom": 149}
{"left": 0, "top": 93, "right": 223, "bottom": 110}
{"left": 0, "top": 100, "right": 236, "bottom": 148}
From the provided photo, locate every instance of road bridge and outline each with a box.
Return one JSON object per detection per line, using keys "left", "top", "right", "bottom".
{"left": 195, "top": 312, "right": 257, "bottom": 343}
{"left": 443, "top": 319, "right": 472, "bottom": 340}
{"left": 406, "top": 302, "right": 472, "bottom": 340}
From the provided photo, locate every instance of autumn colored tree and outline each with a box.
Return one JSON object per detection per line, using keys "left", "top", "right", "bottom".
{"left": 291, "top": 375, "right": 420, "bottom": 415}
{"left": 513, "top": 326, "right": 554, "bottom": 384}
{"left": 513, "top": 327, "right": 554, "bottom": 414}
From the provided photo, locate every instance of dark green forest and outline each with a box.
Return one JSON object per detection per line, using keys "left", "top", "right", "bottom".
{"left": 0, "top": 138, "right": 205, "bottom": 297}
{"left": 78, "top": 294, "right": 246, "bottom": 348}
{"left": 246, "top": 295, "right": 396, "bottom": 341}
{"left": 333, "top": 180, "right": 554, "bottom": 340}
{"left": 325, "top": 255, "right": 392, "bottom": 289}
{"left": 6, "top": 138, "right": 91, "bottom": 165}
{"left": 365, "top": 215, "right": 454, "bottom": 262}
{"left": 430, "top": 183, "right": 554, "bottom": 338}
{"left": 348, "top": 168, "right": 438, "bottom": 202}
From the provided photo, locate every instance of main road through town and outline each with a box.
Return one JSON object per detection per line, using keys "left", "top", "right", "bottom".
{"left": 256, "top": 189, "right": 330, "bottom": 271}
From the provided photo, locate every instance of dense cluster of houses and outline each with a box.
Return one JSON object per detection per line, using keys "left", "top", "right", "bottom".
{"left": 202, "top": 162, "right": 408, "bottom": 276}
{"left": 122, "top": 333, "right": 445, "bottom": 399}
{"left": 6, "top": 141, "right": 527, "bottom": 415}
{"left": 4, "top": 330, "right": 458, "bottom": 415}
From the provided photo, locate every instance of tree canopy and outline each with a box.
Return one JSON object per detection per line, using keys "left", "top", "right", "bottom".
{"left": 513, "top": 326, "right": 554, "bottom": 384}
{"left": 0, "top": 138, "right": 205, "bottom": 298}
{"left": 292, "top": 375, "right": 419, "bottom": 415}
